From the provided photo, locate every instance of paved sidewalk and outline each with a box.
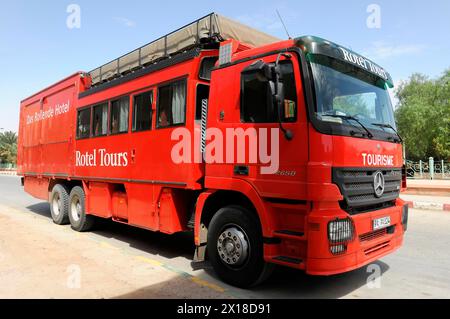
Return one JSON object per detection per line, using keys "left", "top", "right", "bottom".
{"left": 401, "top": 194, "right": 450, "bottom": 211}
{"left": 405, "top": 179, "right": 450, "bottom": 196}
{"left": 407, "top": 179, "right": 450, "bottom": 187}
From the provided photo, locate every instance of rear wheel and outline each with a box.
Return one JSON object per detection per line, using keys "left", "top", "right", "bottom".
{"left": 207, "top": 205, "right": 274, "bottom": 288}
{"left": 68, "top": 186, "right": 95, "bottom": 232}
{"left": 49, "top": 184, "right": 70, "bottom": 225}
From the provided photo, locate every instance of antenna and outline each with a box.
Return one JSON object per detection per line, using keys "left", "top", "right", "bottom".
{"left": 276, "top": 9, "right": 291, "bottom": 39}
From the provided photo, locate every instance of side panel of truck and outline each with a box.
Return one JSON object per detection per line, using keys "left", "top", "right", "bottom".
{"left": 18, "top": 74, "right": 82, "bottom": 199}
{"left": 70, "top": 54, "right": 213, "bottom": 233}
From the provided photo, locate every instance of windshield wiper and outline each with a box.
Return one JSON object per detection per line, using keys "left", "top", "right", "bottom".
{"left": 371, "top": 123, "right": 403, "bottom": 142}
{"left": 323, "top": 114, "right": 374, "bottom": 138}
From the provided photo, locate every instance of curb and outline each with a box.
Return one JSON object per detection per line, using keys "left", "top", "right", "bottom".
{"left": 405, "top": 200, "right": 450, "bottom": 212}
{"left": 0, "top": 171, "right": 17, "bottom": 176}
{"left": 403, "top": 188, "right": 450, "bottom": 197}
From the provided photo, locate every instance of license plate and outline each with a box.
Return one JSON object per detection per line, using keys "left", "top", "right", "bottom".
{"left": 373, "top": 216, "right": 391, "bottom": 230}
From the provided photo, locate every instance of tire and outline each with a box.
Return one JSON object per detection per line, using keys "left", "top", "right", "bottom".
{"left": 207, "top": 205, "right": 274, "bottom": 288}
{"left": 49, "top": 184, "right": 70, "bottom": 225}
{"left": 68, "top": 186, "right": 95, "bottom": 232}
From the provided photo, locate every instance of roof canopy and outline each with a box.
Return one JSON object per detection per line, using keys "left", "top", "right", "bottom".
{"left": 89, "top": 13, "right": 280, "bottom": 86}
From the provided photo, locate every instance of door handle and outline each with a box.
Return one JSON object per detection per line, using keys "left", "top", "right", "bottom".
{"left": 131, "top": 149, "right": 136, "bottom": 164}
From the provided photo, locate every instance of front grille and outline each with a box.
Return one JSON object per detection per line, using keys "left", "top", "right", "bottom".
{"left": 333, "top": 167, "right": 401, "bottom": 214}
{"left": 364, "top": 241, "right": 390, "bottom": 255}
{"left": 359, "top": 228, "right": 387, "bottom": 242}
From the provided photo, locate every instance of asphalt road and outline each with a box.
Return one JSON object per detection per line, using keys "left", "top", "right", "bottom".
{"left": 0, "top": 175, "right": 449, "bottom": 299}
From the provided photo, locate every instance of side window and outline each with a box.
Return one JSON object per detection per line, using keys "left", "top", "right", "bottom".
{"left": 196, "top": 84, "right": 210, "bottom": 120}
{"left": 110, "top": 96, "right": 129, "bottom": 134}
{"left": 280, "top": 62, "right": 298, "bottom": 122}
{"left": 157, "top": 80, "right": 186, "bottom": 128}
{"left": 92, "top": 102, "right": 108, "bottom": 137}
{"left": 241, "top": 61, "right": 297, "bottom": 123}
{"left": 77, "top": 108, "right": 91, "bottom": 139}
{"left": 241, "top": 70, "right": 272, "bottom": 123}
{"left": 132, "top": 91, "right": 153, "bottom": 132}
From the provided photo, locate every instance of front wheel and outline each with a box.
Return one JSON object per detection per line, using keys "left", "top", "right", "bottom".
{"left": 207, "top": 205, "right": 274, "bottom": 288}
{"left": 68, "top": 186, "right": 95, "bottom": 232}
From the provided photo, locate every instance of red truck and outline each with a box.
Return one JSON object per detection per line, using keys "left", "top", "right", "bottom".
{"left": 17, "top": 13, "right": 408, "bottom": 288}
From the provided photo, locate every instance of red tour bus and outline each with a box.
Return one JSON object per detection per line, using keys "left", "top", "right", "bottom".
{"left": 17, "top": 13, "right": 408, "bottom": 288}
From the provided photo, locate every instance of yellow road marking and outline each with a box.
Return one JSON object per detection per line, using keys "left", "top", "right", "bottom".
{"left": 135, "top": 256, "right": 164, "bottom": 267}
{"left": 191, "top": 276, "right": 225, "bottom": 293}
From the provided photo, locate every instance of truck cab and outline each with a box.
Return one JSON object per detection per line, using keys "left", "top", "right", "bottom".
{"left": 197, "top": 36, "right": 407, "bottom": 286}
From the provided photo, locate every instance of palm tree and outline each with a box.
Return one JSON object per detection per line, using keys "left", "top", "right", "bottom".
{"left": 0, "top": 131, "right": 17, "bottom": 145}
{"left": 0, "top": 131, "right": 17, "bottom": 165}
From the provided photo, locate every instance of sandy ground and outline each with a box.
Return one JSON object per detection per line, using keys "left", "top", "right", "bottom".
{"left": 1, "top": 175, "right": 450, "bottom": 299}
{"left": 0, "top": 203, "right": 228, "bottom": 299}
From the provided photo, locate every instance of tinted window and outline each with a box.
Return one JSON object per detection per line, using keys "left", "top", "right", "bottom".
{"left": 133, "top": 91, "right": 153, "bottom": 131}
{"left": 110, "top": 96, "right": 129, "bottom": 134}
{"left": 92, "top": 102, "right": 108, "bottom": 137}
{"left": 241, "top": 61, "right": 297, "bottom": 123}
{"left": 241, "top": 71, "right": 272, "bottom": 123}
{"left": 77, "top": 108, "right": 91, "bottom": 139}
{"left": 157, "top": 80, "right": 186, "bottom": 128}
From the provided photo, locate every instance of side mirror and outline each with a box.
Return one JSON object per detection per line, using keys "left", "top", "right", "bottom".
{"left": 273, "top": 56, "right": 293, "bottom": 140}
{"left": 241, "top": 60, "right": 274, "bottom": 82}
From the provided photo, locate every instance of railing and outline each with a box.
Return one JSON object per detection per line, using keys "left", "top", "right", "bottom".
{"left": 406, "top": 158, "right": 450, "bottom": 179}
{"left": 0, "top": 163, "right": 16, "bottom": 169}
{"left": 89, "top": 13, "right": 219, "bottom": 87}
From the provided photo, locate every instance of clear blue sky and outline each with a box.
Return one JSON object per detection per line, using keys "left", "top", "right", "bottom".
{"left": 1, "top": 0, "right": 449, "bottom": 132}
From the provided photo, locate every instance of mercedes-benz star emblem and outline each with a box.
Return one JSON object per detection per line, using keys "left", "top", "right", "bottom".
{"left": 373, "top": 171, "right": 385, "bottom": 198}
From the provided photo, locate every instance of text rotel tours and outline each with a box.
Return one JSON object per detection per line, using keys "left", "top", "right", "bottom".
{"left": 76, "top": 149, "right": 129, "bottom": 167}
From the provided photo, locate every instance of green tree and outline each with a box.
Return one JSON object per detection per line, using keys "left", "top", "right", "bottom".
{"left": 0, "top": 131, "right": 18, "bottom": 165}
{"left": 395, "top": 69, "right": 450, "bottom": 160}
{"left": 0, "top": 131, "right": 17, "bottom": 145}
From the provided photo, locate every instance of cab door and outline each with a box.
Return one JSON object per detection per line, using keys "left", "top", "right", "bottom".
{"left": 206, "top": 52, "right": 309, "bottom": 201}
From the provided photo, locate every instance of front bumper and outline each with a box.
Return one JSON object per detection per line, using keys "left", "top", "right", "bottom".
{"left": 305, "top": 198, "right": 406, "bottom": 276}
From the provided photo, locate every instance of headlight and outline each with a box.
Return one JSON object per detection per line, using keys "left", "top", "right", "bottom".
{"left": 402, "top": 205, "right": 409, "bottom": 231}
{"left": 328, "top": 218, "right": 354, "bottom": 244}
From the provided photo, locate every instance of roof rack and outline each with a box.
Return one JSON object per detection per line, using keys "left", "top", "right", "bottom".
{"left": 88, "top": 13, "right": 280, "bottom": 86}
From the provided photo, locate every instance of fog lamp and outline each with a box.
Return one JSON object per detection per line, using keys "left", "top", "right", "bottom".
{"left": 330, "top": 244, "right": 347, "bottom": 255}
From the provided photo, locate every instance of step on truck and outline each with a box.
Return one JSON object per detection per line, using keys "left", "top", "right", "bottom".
{"left": 17, "top": 13, "right": 408, "bottom": 288}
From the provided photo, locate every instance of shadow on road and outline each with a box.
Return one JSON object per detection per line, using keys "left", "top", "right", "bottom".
{"left": 26, "top": 202, "right": 195, "bottom": 260}
{"left": 27, "top": 202, "right": 52, "bottom": 218}
{"left": 113, "top": 276, "right": 226, "bottom": 299}
{"left": 114, "top": 259, "right": 389, "bottom": 299}
{"left": 26, "top": 202, "right": 390, "bottom": 299}
{"left": 225, "top": 260, "right": 389, "bottom": 298}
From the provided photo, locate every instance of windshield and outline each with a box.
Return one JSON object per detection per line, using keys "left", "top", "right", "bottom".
{"left": 309, "top": 55, "right": 397, "bottom": 134}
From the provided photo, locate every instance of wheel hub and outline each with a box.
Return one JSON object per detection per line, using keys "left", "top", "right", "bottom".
{"left": 52, "top": 194, "right": 61, "bottom": 216}
{"left": 71, "top": 196, "right": 81, "bottom": 222}
{"left": 217, "top": 227, "right": 249, "bottom": 266}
